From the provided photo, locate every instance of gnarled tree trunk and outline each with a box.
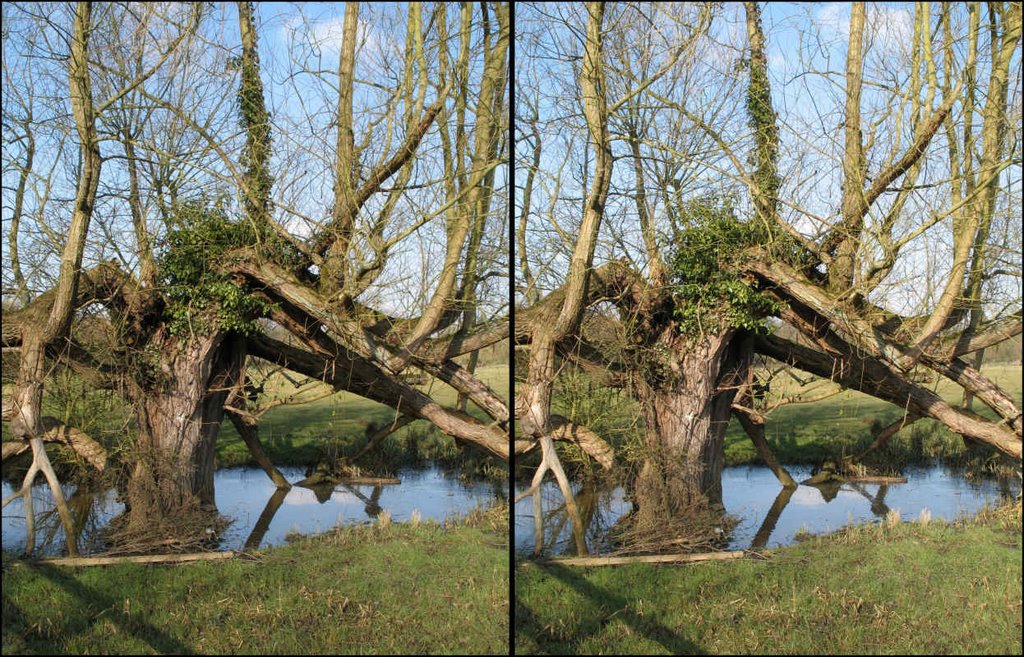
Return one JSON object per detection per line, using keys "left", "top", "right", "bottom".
{"left": 121, "top": 332, "right": 241, "bottom": 535}
{"left": 631, "top": 326, "right": 750, "bottom": 537}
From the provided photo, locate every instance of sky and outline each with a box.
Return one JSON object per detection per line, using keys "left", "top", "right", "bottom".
{"left": 1, "top": 2, "right": 1020, "bottom": 319}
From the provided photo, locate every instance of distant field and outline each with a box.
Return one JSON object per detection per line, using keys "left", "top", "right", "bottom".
{"left": 723, "top": 363, "right": 1023, "bottom": 466}
{"left": 215, "top": 363, "right": 510, "bottom": 469}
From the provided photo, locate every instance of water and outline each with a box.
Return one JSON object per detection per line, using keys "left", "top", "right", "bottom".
{"left": 515, "top": 465, "right": 1020, "bottom": 556}
{"left": 7, "top": 464, "right": 1017, "bottom": 557}
{"left": 2, "top": 466, "right": 506, "bottom": 556}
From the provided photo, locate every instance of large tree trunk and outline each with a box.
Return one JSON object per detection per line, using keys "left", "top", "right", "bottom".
{"left": 121, "top": 332, "right": 240, "bottom": 537}
{"left": 631, "top": 327, "right": 749, "bottom": 537}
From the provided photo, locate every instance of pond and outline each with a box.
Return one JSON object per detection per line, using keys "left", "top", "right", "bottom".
{"left": 514, "top": 464, "right": 1020, "bottom": 557}
{"left": 2, "top": 466, "right": 507, "bottom": 556}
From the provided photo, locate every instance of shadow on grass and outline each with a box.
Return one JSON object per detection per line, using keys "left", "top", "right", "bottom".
{"left": 516, "top": 561, "right": 707, "bottom": 655}
{"left": 17, "top": 563, "right": 192, "bottom": 654}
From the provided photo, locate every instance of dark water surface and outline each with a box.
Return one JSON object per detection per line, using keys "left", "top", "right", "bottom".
{"left": 515, "top": 465, "right": 1020, "bottom": 556}
{"left": 2, "top": 466, "right": 505, "bottom": 556}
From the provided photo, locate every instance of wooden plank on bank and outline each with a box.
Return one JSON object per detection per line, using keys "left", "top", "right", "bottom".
{"left": 546, "top": 550, "right": 746, "bottom": 567}
{"left": 342, "top": 476, "right": 401, "bottom": 486}
{"left": 31, "top": 551, "right": 237, "bottom": 567}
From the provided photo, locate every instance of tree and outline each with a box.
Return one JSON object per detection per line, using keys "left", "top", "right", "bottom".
{"left": 515, "top": 1, "right": 1021, "bottom": 552}
{"left": 3, "top": 2, "right": 510, "bottom": 551}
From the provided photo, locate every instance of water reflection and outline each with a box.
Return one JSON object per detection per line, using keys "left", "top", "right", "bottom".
{"left": 515, "top": 465, "right": 1019, "bottom": 556}
{"left": 3, "top": 466, "right": 505, "bottom": 556}
{"left": 749, "top": 486, "right": 794, "bottom": 549}
{"left": 244, "top": 487, "right": 288, "bottom": 550}
{"left": 528, "top": 478, "right": 606, "bottom": 556}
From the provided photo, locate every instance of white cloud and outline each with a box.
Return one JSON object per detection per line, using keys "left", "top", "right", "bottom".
{"left": 282, "top": 486, "right": 360, "bottom": 506}
{"left": 282, "top": 14, "right": 386, "bottom": 63}
{"left": 814, "top": 3, "right": 914, "bottom": 58}
{"left": 814, "top": 3, "right": 851, "bottom": 40}
{"left": 866, "top": 5, "right": 914, "bottom": 58}
{"left": 790, "top": 485, "right": 828, "bottom": 506}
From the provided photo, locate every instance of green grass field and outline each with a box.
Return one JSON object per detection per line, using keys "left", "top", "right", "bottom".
{"left": 537, "top": 363, "right": 1022, "bottom": 476}
{"left": 214, "top": 362, "right": 510, "bottom": 473}
{"left": 515, "top": 501, "right": 1022, "bottom": 655}
{"left": 3, "top": 507, "right": 509, "bottom": 655}
{"left": 723, "top": 363, "right": 1023, "bottom": 468}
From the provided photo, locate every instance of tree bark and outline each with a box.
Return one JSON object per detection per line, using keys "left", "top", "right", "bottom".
{"left": 122, "top": 332, "right": 239, "bottom": 532}
{"left": 631, "top": 327, "right": 748, "bottom": 531}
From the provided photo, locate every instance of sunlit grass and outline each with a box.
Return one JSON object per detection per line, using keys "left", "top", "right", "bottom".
{"left": 214, "top": 363, "right": 510, "bottom": 474}
{"left": 3, "top": 511, "right": 509, "bottom": 655}
{"left": 515, "top": 500, "right": 1022, "bottom": 655}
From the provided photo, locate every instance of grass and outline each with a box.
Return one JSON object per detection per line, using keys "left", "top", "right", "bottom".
{"left": 4, "top": 363, "right": 510, "bottom": 480}
{"left": 528, "top": 363, "right": 1022, "bottom": 478}
{"left": 722, "top": 363, "right": 1023, "bottom": 470}
{"left": 515, "top": 500, "right": 1022, "bottom": 655}
{"left": 2, "top": 506, "right": 510, "bottom": 655}
{"left": 214, "top": 362, "right": 509, "bottom": 478}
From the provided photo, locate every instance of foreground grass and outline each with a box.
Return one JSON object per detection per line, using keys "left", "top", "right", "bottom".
{"left": 515, "top": 502, "right": 1022, "bottom": 655}
{"left": 3, "top": 511, "right": 509, "bottom": 655}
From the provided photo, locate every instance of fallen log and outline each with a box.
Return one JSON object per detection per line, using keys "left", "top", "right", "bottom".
{"left": 546, "top": 550, "right": 746, "bottom": 567}
{"left": 295, "top": 473, "right": 401, "bottom": 487}
{"left": 20, "top": 551, "right": 237, "bottom": 567}
{"left": 844, "top": 475, "right": 908, "bottom": 484}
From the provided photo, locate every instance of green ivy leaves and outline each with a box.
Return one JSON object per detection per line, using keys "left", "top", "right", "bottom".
{"left": 159, "top": 199, "right": 273, "bottom": 338}
{"left": 666, "top": 198, "right": 784, "bottom": 336}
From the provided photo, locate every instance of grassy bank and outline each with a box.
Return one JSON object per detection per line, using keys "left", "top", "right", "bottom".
{"left": 3, "top": 507, "right": 509, "bottom": 655}
{"left": 530, "top": 363, "right": 1022, "bottom": 479}
{"left": 515, "top": 501, "right": 1022, "bottom": 655}
{"left": 216, "top": 362, "right": 510, "bottom": 483}
{"left": 3, "top": 363, "right": 510, "bottom": 481}
{"left": 215, "top": 363, "right": 509, "bottom": 473}
{"left": 722, "top": 363, "right": 1023, "bottom": 470}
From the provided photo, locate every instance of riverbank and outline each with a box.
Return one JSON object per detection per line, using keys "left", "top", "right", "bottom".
{"left": 3, "top": 505, "right": 509, "bottom": 655}
{"left": 515, "top": 500, "right": 1021, "bottom": 655}
{"left": 722, "top": 364, "right": 1023, "bottom": 472}
{"left": 2, "top": 363, "right": 510, "bottom": 484}
{"left": 215, "top": 363, "right": 509, "bottom": 477}
{"left": 520, "top": 363, "right": 1022, "bottom": 481}
{"left": 514, "top": 463, "right": 1018, "bottom": 556}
